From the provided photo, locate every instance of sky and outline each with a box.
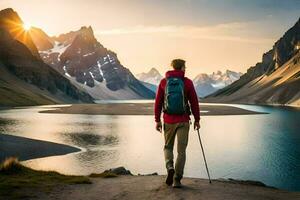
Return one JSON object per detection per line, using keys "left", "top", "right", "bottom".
{"left": 1, "top": 0, "right": 299, "bottom": 77}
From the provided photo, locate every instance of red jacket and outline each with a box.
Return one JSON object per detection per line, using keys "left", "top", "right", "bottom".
{"left": 154, "top": 70, "right": 200, "bottom": 124}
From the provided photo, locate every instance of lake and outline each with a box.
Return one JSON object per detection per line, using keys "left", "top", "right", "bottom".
{"left": 0, "top": 103, "right": 299, "bottom": 191}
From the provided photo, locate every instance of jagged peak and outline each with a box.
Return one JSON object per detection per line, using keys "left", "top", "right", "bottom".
{"left": 193, "top": 73, "right": 210, "bottom": 82}
{"left": 0, "top": 8, "right": 18, "bottom": 16}
{"left": 212, "top": 70, "right": 222, "bottom": 75}
{"left": 0, "top": 8, "right": 15, "bottom": 14}
{"left": 148, "top": 67, "right": 161, "bottom": 75}
{"left": 78, "top": 26, "right": 94, "bottom": 36}
{"left": 0, "top": 8, "right": 23, "bottom": 25}
{"left": 79, "top": 25, "right": 93, "bottom": 31}
{"left": 195, "top": 73, "right": 209, "bottom": 77}
{"left": 225, "top": 69, "right": 240, "bottom": 74}
{"left": 149, "top": 67, "right": 158, "bottom": 71}
{"left": 52, "top": 25, "right": 97, "bottom": 45}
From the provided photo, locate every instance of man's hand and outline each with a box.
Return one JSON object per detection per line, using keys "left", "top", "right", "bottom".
{"left": 194, "top": 121, "right": 200, "bottom": 130}
{"left": 156, "top": 122, "right": 162, "bottom": 132}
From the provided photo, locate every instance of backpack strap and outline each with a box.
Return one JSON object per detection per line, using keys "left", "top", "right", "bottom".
{"left": 183, "top": 78, "right": 191, "bottom": 115}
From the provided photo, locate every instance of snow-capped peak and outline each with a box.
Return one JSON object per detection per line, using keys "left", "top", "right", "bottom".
{"left": 193, "top": 69, "right": 243, "bottom": 97}
{"left": 136, "top": 68, "right": 163, "bottom": 85}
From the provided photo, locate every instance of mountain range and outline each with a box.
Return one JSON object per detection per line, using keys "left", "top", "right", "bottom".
{"left": 193, "top": 70, "right": 242, "bottom": 97}
{"left": 30, "top": 26, "right": 155, "bottom": 100}
{"left": 204, "top": 18, "right": 300, "bottom": 107}
{"left": 1, "top": 8, "right": 298, "bottom": 107}
{"left": 0, "top": 8, "right": 154, "bottom": 107}
{"left": 136, "top": 68, "right": 242, "bottom": 97}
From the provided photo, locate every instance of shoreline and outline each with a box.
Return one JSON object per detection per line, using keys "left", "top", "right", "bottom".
{"left": 1, "top": 100, "right": 299, "bottom": 111}
{"left": 1, "top": 161, "right": 299, "bottom": 200}
{"left": 201, "top": 100, "right": 300, "bottom": 109}
{"left": 0, "top": 134, "right": 80, "bottom": 162}
{"left": 39, "top": 103, "right": 267, "bottom": 116}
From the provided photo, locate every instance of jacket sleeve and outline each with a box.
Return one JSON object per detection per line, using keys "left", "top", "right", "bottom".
{"left": 187, "top": 81, "right": 200, "bottom": 122}
{"left": 154, "top": 80, "right": 164, "bottom": 122}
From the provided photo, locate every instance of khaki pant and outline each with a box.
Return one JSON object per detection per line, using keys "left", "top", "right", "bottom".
{"left": 163, "top": 122, "right": 190, "bottom": 180}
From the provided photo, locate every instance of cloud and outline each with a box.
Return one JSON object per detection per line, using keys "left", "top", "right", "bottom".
{"left": 95, "top": 22, "right": 275, "bottom": 44}
{"left": 95, "top": 26, "right": 178, "bottom": 35}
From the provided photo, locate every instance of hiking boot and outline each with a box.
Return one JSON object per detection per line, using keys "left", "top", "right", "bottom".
{"left": 165, "top": 168, "right": 175, "bottom": 186}
{"left": 173, "top": 178, "right": 182, "bottom": 188}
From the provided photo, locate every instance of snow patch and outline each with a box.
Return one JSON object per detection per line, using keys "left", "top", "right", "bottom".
{"left": 97, "top": 60, "right": 105, "bottom": 81}
{"left": 63, "top": 66, "right": 71, "bottom": 77}
{"left": 83, "top": 52, "right": 95, "bottom": 57}
{"left": 40, "top": 41, "right": 71, "bottom": 56}
{"left": 211, "top": 82, "right": 226, "bottom": 88}
{"left": 89, "top": 72, "right": 95, "bottom": 79}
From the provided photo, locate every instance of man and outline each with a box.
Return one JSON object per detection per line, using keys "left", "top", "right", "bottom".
{"left": 154, "top": 59, "right": 200, "bottom": 188}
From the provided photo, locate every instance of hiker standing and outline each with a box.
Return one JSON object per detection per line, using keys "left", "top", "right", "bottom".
{"left": 154, "top": 59, "right": 200, "bottom": 188}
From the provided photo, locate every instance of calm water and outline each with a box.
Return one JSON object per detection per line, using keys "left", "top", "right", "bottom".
{"left": 0, "top": 103, "right": 299, "bottom": 191}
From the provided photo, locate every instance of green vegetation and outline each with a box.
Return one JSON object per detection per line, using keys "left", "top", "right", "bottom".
{"left": 0, "top": 157, "right": 91, "bottom": 199}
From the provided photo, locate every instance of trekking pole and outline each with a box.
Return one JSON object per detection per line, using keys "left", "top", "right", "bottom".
{"left": 197, "top": 129, "right": 212, "bottom": 184}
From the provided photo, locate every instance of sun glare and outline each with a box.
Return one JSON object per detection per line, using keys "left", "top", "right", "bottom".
{"left": 23, "top": 23, "right": 32, "bottom": 31}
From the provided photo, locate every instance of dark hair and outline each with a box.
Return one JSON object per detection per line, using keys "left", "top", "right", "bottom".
{"left": 171, "top": 59, "right": 185, "bottom": 70}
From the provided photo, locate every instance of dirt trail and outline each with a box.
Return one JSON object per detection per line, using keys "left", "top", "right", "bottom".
{"left": 41, "top": 175, "right": 300, "bottom": 200}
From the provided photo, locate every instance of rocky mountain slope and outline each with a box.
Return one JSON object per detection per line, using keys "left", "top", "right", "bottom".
{"left": 205, "top": 18, "right": 300, "bottom": 107}
{"left": 31, "top": 26, "right": 155, "bottom": 100}
{"left": 0, "top": 8, "right": 39, "bottom": 58}
{"left": 0, "top": 8, "right": 93, "bottom": 106}
{"left": 193, "top": 70, "right": 242, "bottom": 97}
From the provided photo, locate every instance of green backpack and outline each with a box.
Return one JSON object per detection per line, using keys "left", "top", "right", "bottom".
{"left": 163, "top": 77, "right": 189, "bottom": 114}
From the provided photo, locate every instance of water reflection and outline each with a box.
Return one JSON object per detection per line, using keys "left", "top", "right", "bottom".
{"left": 63, "top": 133, "right": 119, "bottom": 148}
{"left": 0, "top": 105, "right": 299, "bottom": 191}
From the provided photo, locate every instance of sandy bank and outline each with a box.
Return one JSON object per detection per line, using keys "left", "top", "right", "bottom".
{"left": 40, "top": 103, "right": 265, "bottom": 115}
{"left": 0, "top": 134, "right": 80, "bottom": 162}
{"left": 41, "top": 175, "right": 299, "bottom": 200}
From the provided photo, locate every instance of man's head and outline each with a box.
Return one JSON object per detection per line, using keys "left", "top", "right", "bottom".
{"left": 171, "top": 59, "right": 186, "bottom": 72}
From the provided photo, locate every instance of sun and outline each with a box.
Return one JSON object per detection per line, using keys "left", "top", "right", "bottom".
{"left": 23, "top": 23, "right": 32, "bottom": 31}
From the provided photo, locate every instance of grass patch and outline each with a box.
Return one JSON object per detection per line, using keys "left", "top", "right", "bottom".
{"left": 89, "top": 172, "right": 118, "bottom": 178}
{"left": 0, "top": 157, "right": 91, "bottom": 200}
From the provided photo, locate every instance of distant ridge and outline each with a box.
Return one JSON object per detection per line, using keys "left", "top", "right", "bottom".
{"left": 193, "top": 70, "right": 242, "bottom": 97}
{"left": 136, "top": 68, "right": 242, "bottom": 97}
{"left": 204, "top": 18, "right": 300, "bottom": 107}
